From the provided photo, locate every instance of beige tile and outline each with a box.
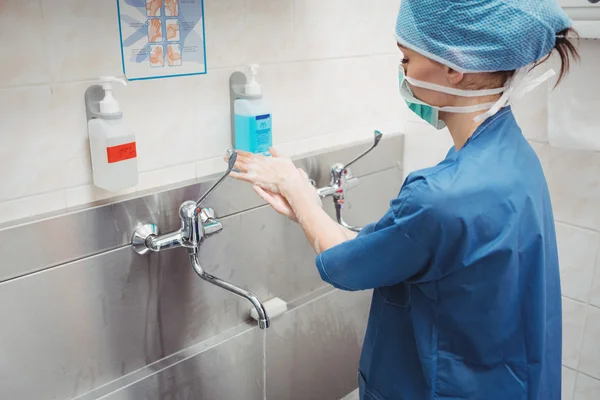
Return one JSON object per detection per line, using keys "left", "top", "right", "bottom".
{"left": 0, "top": 190, "right": 66, "bottom": 225}
{"left": 137, "top": 162, "right": 196, "bottom": 192}
{"left": 556, "top": 223, "right": 600, "bottom": 302}
{"left": 203, "top": 0, "right": 249, "bottom": 69}
{"left": 0, "top": 86, "right": 54, "bottom": 201}
{"left": 0, "top": 0, "right": 51, "bottom": 87}
{"left": 0, "top": 83, "right": 100, "bottom": 202}
{"left": 563, "top": 367, "right": 577, "bottom": 400}
{"left": 575, "top": 374, "right": 600, "bottom": 400}
{"left": 64, "top": 184, "right": 135, "bottom": 209}
{"left": 292, "top": 0, "right": 399, "bottom": 60}
{"left": 196, "top": 156, "right": 228, "bottom": 179}
{"left": 244, "top": 0, "right": 295, "bottom": 64}
{"left": 535, "top": 144, "right": 600, "bottom": 231}
{"left": 562, "top": 297, "right": 586, "bottom": 369}
{"left": 41, "top": 0, "right": 122, "bottom": 81}
{"left": 579, "top": 306, "right": 600, "bottom": 379}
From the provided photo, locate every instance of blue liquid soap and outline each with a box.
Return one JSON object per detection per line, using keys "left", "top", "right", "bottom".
{"left": 233, "top": 64, "right": 272, "bottom": 156}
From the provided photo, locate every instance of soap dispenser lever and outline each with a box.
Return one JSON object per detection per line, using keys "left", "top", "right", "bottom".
{"left": 130, "top": 150, "right": 271, "bottom": 329}
{"left": 316, "top": 131, "right": 383, "bottom": 232}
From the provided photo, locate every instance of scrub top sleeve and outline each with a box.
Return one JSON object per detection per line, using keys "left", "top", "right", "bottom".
{"left": 316, "top": 180, "right": 432, "bottom": 291}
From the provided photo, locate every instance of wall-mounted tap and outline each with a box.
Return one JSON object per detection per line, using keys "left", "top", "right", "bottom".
{"left": 316, "top": 130, "right": 383, "bottom": 232}
{"left": 131, "top": 151, "right": 270, "bottom": 329}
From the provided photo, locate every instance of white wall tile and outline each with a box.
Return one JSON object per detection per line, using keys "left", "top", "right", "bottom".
{"left": 64, "top": 185, "right": 135, "bottom": 209}
{"left": 538, "top": 145, "right": 600, "bottom": 231}
{"left": 0, "top": 191, "right": 66, "bottom": 225}
{"left": 203, "top": 0, "right": 249, "bottom": 69}
{"left": 556, "top": 223, "right": 600, "bottom": 302}
{"left": 575, "top": 374, "right": 600, "bottom": 400}
{"left": 292, "top": 0, "right": 399, "bottom": 60}
{"left": 0, "top": 0, "right": 50, "bottom": 87}
{"left": 563, "top": 367, "right": 577, "bottom": 400}
{"left": 0, "top": 86, "right": 53, "bottom": 201}
{"left": 563, "top": 298, "right": 587, "bottom": 369}
{"left": 579, "top": 306, "right": 600, "bottom": 379}
{"left": 41, "top": 0, "right": 122, "bottom": 81}
{"left": 137, "top": 163, "right": 196, "bottom": 192}
{"left": 244, "top": 0, "right": 295, "bottom": 64}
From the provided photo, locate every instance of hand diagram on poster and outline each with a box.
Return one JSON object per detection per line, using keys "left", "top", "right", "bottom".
{"left": 167, "top": 45, "right": 182, "bottom": 66}
{"left": 166, "top": 21, "right": 180, "bottom": 41}
{"left": 148, "top": 19, "right": 163, "bottom": 42}
{"left": 146, "top": 0, "right": 162, "bottom": 17}
{"left": 165, "top": 0, "right": 179, "bottom": 16}
{"left": 150, "top": 45, "right": 165, "bottom": 67}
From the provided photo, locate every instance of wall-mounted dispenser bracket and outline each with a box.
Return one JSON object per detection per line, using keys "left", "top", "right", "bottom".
{"left": 229, "top": 71, "right": 262, "bottom": 147}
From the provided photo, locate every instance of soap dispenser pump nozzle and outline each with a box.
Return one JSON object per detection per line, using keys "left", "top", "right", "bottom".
{"left": 99, "top": 76, "right": 128, "bottom": 115}
{"left": 244, "top": 64, "right": 262, "bottom": 96}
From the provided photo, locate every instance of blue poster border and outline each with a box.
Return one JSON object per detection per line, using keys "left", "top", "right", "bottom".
{"left": 116, "top": 0, "right": 208, "bottom": 81}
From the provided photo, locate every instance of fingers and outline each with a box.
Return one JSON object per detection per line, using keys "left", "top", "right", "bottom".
{"left": 229, "top": 171, "right": 257, "bottom": 184}
{"left": 253, "top": 186, "right": 296, "bottom": 221}
{"left": 269, "top": 147, "right": 280, "bottom": 157}
{"left": 297, "top": 168, "right": 308, "bottom": 180}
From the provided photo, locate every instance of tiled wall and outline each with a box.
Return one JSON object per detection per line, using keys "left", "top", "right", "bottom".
{"left": 402, "top": 42, "right": 600, "bottom": 400}
{"left": 0, "top": 0, "right": 408, "bottom": 225}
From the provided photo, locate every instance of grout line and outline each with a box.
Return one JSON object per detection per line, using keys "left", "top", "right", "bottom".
{"left": 577, "top": 370, "right": 600, "bottom": 384}
{"left": 555, "top": 219, "right": 600, "bottom": 234}
{"left": 562, "top": 295, "right": 590, "bottom": 306}
{"left": 0, "top": 52, "right": 399, "bottom": 92}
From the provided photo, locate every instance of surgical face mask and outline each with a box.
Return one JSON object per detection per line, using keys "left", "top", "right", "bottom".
{"left": 398, "top": 66, "right": 506, "bottom": 130}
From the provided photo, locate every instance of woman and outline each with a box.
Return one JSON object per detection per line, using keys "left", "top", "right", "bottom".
{"left": 230, "top": 1, "right": 579, "bottom": 398}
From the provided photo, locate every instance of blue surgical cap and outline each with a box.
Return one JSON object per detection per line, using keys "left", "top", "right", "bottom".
{"left": 395, "top": 0, "right": 572, "bottom": 73}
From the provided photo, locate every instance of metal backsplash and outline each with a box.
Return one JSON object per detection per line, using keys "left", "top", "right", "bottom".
{"left": 0, "top": 135, "right": 404, "bottom": 400}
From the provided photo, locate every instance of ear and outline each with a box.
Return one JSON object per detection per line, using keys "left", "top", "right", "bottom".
{"left": 445, "top": 66, "right": 464, "bottom": 85}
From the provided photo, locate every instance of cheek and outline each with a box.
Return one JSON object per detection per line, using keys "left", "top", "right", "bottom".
{"left": 406, "top": 61, "right": 451, "bottom": 107}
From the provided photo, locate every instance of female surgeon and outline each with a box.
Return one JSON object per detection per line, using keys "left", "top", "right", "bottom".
{"left": 229, "top": 0, "right": 579, "bottom": 398}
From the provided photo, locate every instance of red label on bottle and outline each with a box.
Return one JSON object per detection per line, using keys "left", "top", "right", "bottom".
{"left": 107, "top": 142, "right": 137, "bottom": 163}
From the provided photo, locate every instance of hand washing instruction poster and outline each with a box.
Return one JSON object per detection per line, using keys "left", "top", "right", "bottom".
{"left": 117, "top": 0, "right": 207, "bottom": 80}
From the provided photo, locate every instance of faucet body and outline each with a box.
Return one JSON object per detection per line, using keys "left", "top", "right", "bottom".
{"left": 131, "top": 152, "right": 270, "bottom": 329}
{"left": 316, "top": 131, "right": 383, "bottom": 232}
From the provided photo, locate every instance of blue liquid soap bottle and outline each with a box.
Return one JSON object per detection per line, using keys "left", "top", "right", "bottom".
{"left": 234, "top": 64, "right": 272, "bottom": 155}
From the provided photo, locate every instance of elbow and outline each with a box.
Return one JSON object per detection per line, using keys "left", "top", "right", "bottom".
{"left": 316, "top": 254, "right": 361, "bottom": 292}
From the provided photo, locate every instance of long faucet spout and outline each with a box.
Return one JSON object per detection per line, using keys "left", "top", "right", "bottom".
{"left": 188, "top": 252, "right": 270, "bottom": 329}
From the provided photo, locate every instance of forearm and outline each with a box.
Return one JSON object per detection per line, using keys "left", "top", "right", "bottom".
{"left": 286, "top": 184, "right": 357, "bottom": 254}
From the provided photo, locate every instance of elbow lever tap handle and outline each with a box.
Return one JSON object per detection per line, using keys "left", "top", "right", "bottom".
{"left": 196, "top": 150, "right": 238, "bottom": 209}
{"left": 342, "top": 130, "right": 383, "bottom": 172}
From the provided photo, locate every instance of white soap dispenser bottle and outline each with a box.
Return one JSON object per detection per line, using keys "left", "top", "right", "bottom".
{"left": 87, "top": 76, "right": 139, "bottom": 192}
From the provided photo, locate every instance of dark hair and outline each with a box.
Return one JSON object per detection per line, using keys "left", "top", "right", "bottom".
{"left": 538, "top": 27, "right": 581, "bottom": 86}
{"left": 481, "top": 27, "right": 580, "bottom": 89}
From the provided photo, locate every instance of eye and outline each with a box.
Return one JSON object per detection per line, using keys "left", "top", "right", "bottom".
{"left": 401, "top": 58, "right": 409, "bottom": 64}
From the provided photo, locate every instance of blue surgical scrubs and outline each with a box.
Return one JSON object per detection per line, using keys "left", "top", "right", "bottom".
{"left": 317, "top": 107, "right": 561, "bottom": 399}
